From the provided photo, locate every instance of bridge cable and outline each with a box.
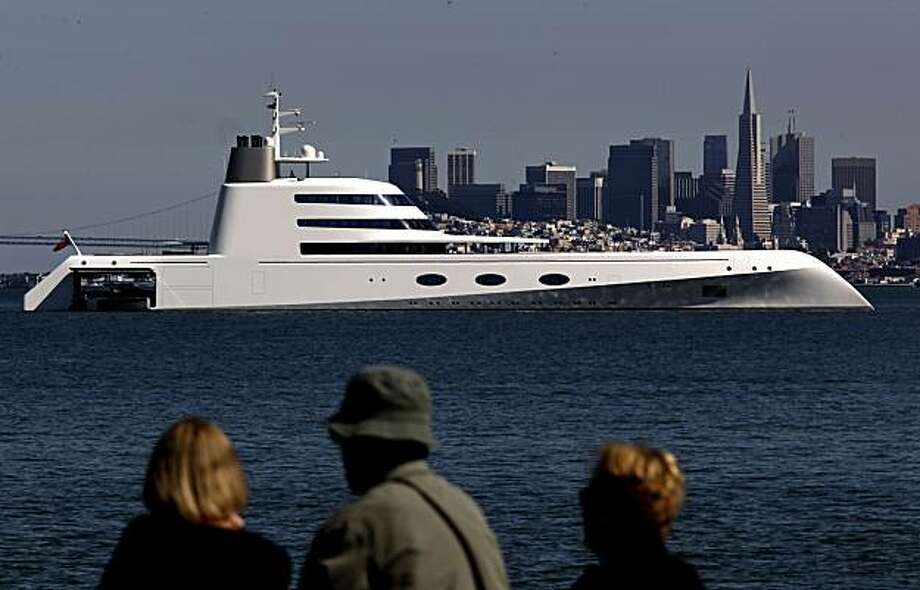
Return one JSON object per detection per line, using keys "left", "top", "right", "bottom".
{"left": 8, "top": 190, "right": 219, "bottom": 236}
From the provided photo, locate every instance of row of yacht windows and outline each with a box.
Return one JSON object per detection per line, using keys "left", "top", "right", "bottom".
{"left": 297, "top": 219, "right": 437, "bottom": 230}
{"left": 294, "top": 194, "right": 415, "bottom": 206}
{"left": 300, "top": 242, "right": 449, "bottom": 255}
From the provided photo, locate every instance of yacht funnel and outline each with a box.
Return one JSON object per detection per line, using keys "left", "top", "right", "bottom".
{"left": 225, "top": 135, "right": 275, "bottom": 182}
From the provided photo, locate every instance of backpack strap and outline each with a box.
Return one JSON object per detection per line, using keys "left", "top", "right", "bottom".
{"left": 390, "top": 477, "right": 487, "bottom": 590}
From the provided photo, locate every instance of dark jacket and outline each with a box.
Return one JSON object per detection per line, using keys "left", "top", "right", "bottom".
{"left": 299, "top": 460, "right": 509, "bottom": 590}
{"left": 98, "top": 513, "right": 290, "bottom": 590}
{"left": 571, "top": 549, "right": 704, "bottom": 590}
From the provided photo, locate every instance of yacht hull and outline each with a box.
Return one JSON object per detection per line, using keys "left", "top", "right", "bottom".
{"left": 25, "top": 250, "right": 872, "bottom": 311}
{"left": 299, "top": 268, "right": 868, "bottom": 310}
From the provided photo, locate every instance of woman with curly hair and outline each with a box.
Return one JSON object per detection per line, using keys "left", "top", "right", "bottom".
{"left": 573, "top": 442, "right": 703, "bottom": 589}
{"left": 99, "top": 417, "right": 290, "bottom": 589}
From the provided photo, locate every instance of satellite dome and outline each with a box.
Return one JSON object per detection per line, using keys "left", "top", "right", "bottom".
{"left": 300, "top": 144, "right": 317, "bottom": 158}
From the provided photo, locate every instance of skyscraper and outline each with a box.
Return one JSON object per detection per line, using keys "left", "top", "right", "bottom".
{"left": 576, "top": 172, "right": 605, "bottom": 221}
{"left": 832, "top": 157, "right": 877, "bottom": 211}
{"left": 388, "top": 147, "right": 438, "bottom": 195}
{"left": 447, "top": 147, "right": 476, "bottom": 192}
{"left": 703, "top": 135, "right": 728, "bottom": 174}
{"left": 450, "top": 183, "right": 505, "bottom": 219}
{"left": 699, "top": 135, "right": 731, "bottom": 220}
{"left": 606, "top": 141, "right": 659, "bottom": 231}
{"left": 512, "top": 183, "right": 568, "bottom": 222}
{"left": 634, "top": 137, "right": 674, "bottom": 220}
{"left": 770, "top": 114, "right": 815, "bottom": 203}
{"left": 672, "top": 171, "right": 699, "bottom": 218}
{"left": 525, "top": 162, "right": 577, "bottom": 220}
{"left": 733, "top": 70, "right": 771, "bottom": 245}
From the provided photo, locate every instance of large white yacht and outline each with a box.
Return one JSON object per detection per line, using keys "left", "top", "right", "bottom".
{"left": 25, "top": 91, "right": 872, "bottom": 311}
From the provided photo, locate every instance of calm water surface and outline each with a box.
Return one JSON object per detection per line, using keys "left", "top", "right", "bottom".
{"left": 1, "top": 288, "right": 918, "bottom": 589}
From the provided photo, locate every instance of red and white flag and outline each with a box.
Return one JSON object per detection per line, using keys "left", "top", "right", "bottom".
{"left": 51, "top": 231, "right": 81, "bottom": 255}
{"left": 52, "top": 235, "right": 70, "bottom": 252}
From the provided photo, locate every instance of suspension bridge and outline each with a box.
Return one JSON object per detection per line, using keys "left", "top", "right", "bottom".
{"left": 0, "top": 190, "right": 219, "bottom": 255}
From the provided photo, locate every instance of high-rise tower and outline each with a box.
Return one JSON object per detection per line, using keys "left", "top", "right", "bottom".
{"left": 733, "top": 70, "right": 771, "bottom": 245}
{"left": 389, "top": 147, "right": 438, "bottom": 195}
{"left": 703, "top": 135, "right": 728, "bottom": 175}
{"left": 447, "top": 147, "right": 476, "bottom": 192}
{"left": 770, "top": 111, "right": 815, "bottom": 203}
{"left": 525, "top": 161, "right": 577, "bottom": 220}
{"left": 832, "top": 157, "right": 877, "bottom": 211}
{"left": 633, "top": 138, "right": 674, "bottom": 221}
{"left": 606, "top": 141, "right": 659, "bottom": 231}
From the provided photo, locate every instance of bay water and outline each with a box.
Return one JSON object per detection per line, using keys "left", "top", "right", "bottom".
{"left": 1, "top": 288, "right": 918, "bottom": 588}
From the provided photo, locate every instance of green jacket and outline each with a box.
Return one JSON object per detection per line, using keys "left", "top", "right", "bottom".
{"left": 298, "top": 461, "right": 510, "bottom": 590}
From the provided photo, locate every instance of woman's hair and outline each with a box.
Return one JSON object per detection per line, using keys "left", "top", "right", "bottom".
{"left": 581, "top": 442, "right": 685, "bottom": 550}
{"left": 142, "top": 417, "right": 248, "bottom": 524}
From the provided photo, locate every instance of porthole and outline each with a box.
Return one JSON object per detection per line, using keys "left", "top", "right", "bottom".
{"left": 416, "top": 273, "right": 447, "bottom": 287}
{"left": 475, "top": 273, "right": 506, "bottom": 287}
{"left": 726, "top": 266, "right": 732, "bottom": 271}
{"left": 539, "top": 273, "right": 570, "bottom": 286}
{"left": 752, "top": 266, "right": 758, "bottom": 271}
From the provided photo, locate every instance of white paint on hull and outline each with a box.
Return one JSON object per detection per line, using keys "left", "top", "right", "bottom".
{"left": 25, "top": 249, "right": 872, "bottom": 311}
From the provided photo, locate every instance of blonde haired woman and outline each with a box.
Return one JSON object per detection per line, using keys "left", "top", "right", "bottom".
{"left": 573, "top": 442, "right": 703, "bottom": 589}
{"left": 99, "top": 417, "right": 290, "bottom": 589}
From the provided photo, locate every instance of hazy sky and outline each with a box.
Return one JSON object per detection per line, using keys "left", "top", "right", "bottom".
{"left": 2, "top": 0, "right": 919, "bottom": 270}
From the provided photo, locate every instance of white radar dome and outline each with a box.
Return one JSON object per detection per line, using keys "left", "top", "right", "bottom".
{"left": 300, "top": 144, "right": 317, "bottom": 158}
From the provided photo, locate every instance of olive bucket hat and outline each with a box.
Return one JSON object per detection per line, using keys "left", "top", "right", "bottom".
{"left": 327, "top": 365, "right": 437, "bottom": 449}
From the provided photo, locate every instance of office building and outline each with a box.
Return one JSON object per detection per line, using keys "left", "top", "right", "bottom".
{"left": 832, "top": 157, "right": 876, "bottom": 211}
{"left": 874, "top": 209, "right": 891, "bottom": 235}
{"left": 450, "top": 183, "right": 506, "bottom": 219}
{"left": 512, "top": 183, "right": 568, "bottom": 222}
{"left": 704, "top": 135, "right": 728, "bottom": 175}
{"left": 447, "top": 147, "right": 476, "bottom": 192}
{"left": 733, "top": 70, "right": 771, "bottom": 245}
{"left": 674, "top": 171, "right": 700, "bottom": 214}
{"left": 525, "top": 162, "right": 577, "bottom": 220}
{"left": 688, "top": 219, "right": 722, "bottom": 246}
{"left": 697, "top": 168, "right": 735, "bottom": 223}
{"left": 797, "top": 202, "right": 853, "bottom": 253}
{"left": 771, "top": 202, "right": 801, "bottom": 249}
{"left": 389, "top": 147, "right": 438, "bottom": 195}
{"left": 896, "top": 234, "right": 920, "bottom": 262}
{"left": 770, "top": 116, "right": 815, "bottom": 203}
{"left": 903, "top": 203, "right": 920, "bottom": 232}
{"left": 699, "top": 135, "right": 731, "bottom": 220}
{"left": 576, "top": 172, "right": 605, "bottom": 221}
{"left": 606, "top": 141, "right": 659, "bottom": 231}
{"left": 634, "top": 137, "right": 674, "bottom": 219}
{"left": 798, "top": 188, "right": 876, "bottom": 252}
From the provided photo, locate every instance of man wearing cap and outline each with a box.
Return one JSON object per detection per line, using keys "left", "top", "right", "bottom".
{"left": 297, "top": 366, "right": 509, "bottom": 590}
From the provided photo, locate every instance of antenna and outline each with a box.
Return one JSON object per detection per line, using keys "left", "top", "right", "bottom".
{"left": 263, "top": 89, "right": 329, "bottom": 168}
{"left": 786, "top": 108, "right": 797, "bottom": 134}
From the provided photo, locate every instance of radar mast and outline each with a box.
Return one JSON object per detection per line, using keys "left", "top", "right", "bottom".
{"left": 264, "top": 89, "right": 328, "bottom": 177}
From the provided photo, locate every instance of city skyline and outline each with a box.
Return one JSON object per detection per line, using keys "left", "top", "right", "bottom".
{"left": 2, "top": 0, "right": 919, "bottom": 271}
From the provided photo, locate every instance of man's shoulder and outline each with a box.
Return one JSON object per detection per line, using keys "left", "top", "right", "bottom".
{"left": 326, "top": 465, "right": 473, "bottom": 524}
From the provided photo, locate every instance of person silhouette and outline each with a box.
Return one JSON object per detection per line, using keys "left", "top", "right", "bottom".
{"left": 99, "top": 417, "right": 290, "bottom": 589}
{"left": 573, "top": 442, "right": 703, "bottom": 590}
{"left": 298, "top": 365, "right": 509, "bottom": 590}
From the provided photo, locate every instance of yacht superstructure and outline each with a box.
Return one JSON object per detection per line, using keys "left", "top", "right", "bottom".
{"left": 25, "top": 91, "right": 872, "bottom": 311}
